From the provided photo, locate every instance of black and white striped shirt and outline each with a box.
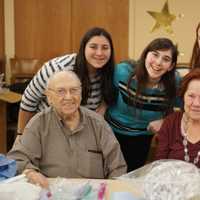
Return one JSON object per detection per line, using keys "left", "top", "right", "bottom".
{"left": 20, "top": 53, "right": 102, "bottom": 112}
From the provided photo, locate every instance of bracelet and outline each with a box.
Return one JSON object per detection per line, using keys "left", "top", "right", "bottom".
{"left": 17, "top": 132, "right": 23, "bottom": 135}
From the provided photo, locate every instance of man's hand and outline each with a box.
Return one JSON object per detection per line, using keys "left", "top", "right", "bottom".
{"left": 147, "top": 119, "right": 164, "bottom": 134}
{"left": 23, "top": 169, "right": 49, "bottom": 188}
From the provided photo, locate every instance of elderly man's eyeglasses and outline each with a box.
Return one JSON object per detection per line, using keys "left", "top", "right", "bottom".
{"left": 48, "top": 87, "right": 81, "bottom": 97}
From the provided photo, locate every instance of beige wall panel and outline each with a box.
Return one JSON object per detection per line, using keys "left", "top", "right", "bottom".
{"left": 0, "top": 0, "right": 4, "bottom": 56}
{"left": 129, "top": 0, "right": 200, "bottom": 63}
{"left": 15, "top": 0, "right": 72, "bottom": 59}
{"left": 0, "top": 0, "right": 5, "bottom": 73}
{"left": 71, "top": 0, "right": 129, "bottom": 62}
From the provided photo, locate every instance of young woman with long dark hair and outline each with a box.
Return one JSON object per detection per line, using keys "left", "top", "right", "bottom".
{"left": 105, "top": 38, "right": 181, "bottom": 171}
{"left": 17, "top": 27, "right": 116, "bottom": 134}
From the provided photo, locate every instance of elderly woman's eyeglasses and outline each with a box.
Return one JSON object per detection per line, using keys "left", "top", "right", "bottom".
{"left": 48, "top": 87, "right": 81, "bottom": 97}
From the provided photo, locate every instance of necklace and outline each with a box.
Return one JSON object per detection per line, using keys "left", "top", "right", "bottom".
{"left": 181, "top": 114, "right": 200, "bottom": 165}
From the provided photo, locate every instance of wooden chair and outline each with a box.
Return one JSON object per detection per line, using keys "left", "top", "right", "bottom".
{"left": 10, "top": 58, "right": 43, "bottom": 84}
{"left": 7, "top": 58, "right": 43, "bottom": 150}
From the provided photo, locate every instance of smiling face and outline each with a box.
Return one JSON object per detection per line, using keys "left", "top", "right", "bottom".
{"left": 46, "top": 71, "right": 82, "bottom": 119}
{"left": 184, "top": 79, "right": 200, "bottom": 121}
{"left": 84, "top": 35, "right": 111, "bottom": 74}
{"left": 145, "top": 49, "right": 174, "bottom": 83}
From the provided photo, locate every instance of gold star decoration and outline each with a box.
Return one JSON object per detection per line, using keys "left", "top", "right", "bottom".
{"left": 147, "top": 0, "right": 176, "bottom": 34}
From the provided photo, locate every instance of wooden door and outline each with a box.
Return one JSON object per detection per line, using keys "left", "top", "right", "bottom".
{"left": 14, "top": 0, "right": 72, "bottom": 59}
{"left": 14, "top": 0, "right": 129, "bottom": 62}
{"left": 71, "top": 0, "right": 129, "bottom": 62}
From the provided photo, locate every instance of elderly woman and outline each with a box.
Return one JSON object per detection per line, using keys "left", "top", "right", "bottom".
{"left": 154, "top": 68, "right": 200, "bottom": 168}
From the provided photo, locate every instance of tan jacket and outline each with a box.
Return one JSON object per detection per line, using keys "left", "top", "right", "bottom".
{"left": 8, "top": 107, "right": 127, "bottom": 178}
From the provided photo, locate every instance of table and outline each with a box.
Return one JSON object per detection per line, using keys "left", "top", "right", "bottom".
{"left": 50, "top": 178, "right": 142, "bottom": 199}
{"left": 0, "top": 90, "right": 22, "bottom": 153}
{"left": 1, "top": 175, "right": 143, "bottom": 199}
{"left": 106, "top": 179, "right": 142, "bottom": 198}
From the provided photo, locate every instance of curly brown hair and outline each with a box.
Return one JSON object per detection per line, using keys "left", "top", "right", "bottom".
{"left": 179, "top": 68, "right": 200, "bottom": 99}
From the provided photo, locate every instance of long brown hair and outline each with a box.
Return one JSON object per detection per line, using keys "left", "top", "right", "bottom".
{"left": 127, "top": 38, "right": 178, "bottom": 115}
{"left": 74, "top": 27, "right": 116, "bottom": 106}
{"left": 190, "top": 23, "right": 200, "bottom": 69}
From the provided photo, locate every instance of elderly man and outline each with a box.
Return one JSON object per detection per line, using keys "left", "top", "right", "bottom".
{"left": 7, "top": 71, "right": 126, "bottom": 188}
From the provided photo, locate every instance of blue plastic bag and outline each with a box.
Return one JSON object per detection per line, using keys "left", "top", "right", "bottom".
{"left": 0, "top": 154, "right": 16, "bottom": 181}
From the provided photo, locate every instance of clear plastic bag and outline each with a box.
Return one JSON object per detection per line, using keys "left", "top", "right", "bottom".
{"left": 118, "top": 159, "right": 200, "bottom": 200}
{"left": 0, "top": 181, "right": 41, "bottom": 200}
{"left": 48, "top": 177, "right": 106, "bottom": 200}
{"left": 49, "top": 178, "right": 92, "bottom": 200}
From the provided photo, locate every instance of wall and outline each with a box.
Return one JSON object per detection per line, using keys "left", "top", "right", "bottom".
{"left": 129, "top": 0, "right": 200, "bottom": 63}
{"left": 4, "top": 0, "right": 14, "bottom": 80}
{"left": 0, "top": 0, "right": 5, "bottom": 74}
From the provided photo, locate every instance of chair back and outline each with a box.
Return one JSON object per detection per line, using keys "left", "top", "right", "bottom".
{"left": 10, "top": 58, "right": 43, "bottom": 83}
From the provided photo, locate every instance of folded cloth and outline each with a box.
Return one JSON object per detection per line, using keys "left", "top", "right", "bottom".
{"left": 0, "top": 154, "right": 16, "bottom": 181}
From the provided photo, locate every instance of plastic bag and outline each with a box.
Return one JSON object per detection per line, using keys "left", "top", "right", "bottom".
{"left": 48, "top": 177, "right": 106, "bottom": 200}
{"left": 143, "top": 160, "right": 200, "bottom": 200}
{"left": 118, "top": 159, "right": 200, "bottom": 200}
{"left": 0, "top": 154, "right": 16, "bottom": 181}
{"left": 0, "top": 181, "right": 41, "bottom": 200}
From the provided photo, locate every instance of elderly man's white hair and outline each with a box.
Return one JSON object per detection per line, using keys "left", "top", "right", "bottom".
{"left": 46, "top": 70, "right": 81, "bottom": 89}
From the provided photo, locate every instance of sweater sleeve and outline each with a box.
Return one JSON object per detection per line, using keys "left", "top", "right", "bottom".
{"left": 7, "top": 115, "right": 42, "bottom": 174}
{"left": 20, "top": 54, "right": 76, "bottom": 112}
{"left": 154, "top": 114, "right": 172, "bottom": 160}
{"left": 20, "top": 61, "right": 52, "bottom": 112}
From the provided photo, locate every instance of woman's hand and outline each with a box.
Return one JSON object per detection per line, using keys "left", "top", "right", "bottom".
{"left": 147, "top": 119, "right": 164, "bottom": 134}
{"left": 23, "top": 169, "right": 49, "bottom": 188}
{"left": 96, "top": 101, "right": 107, "bottom": 116}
